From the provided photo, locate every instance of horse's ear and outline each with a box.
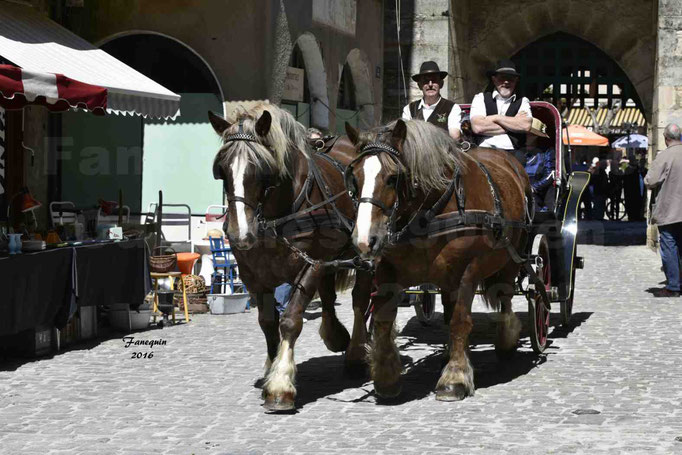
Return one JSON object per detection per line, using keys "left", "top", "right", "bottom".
{"left": 208, "top": 111, "right": 231, "bottom": 136}
{"left": 345, "top": 122, "right": 359, "bottom": 145}
{"left": 255, "top": 111, "right": 272, "bottom": 137}
{"left": 392, "top": 119, "right": 407, "bottom": 145}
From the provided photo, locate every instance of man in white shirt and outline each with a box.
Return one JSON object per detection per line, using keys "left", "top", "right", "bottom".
{"left": 402, "top": 61, "right": 461, "bottom": 141}
{"left": 470, "top": 59, "right": 532, "bottom": 164}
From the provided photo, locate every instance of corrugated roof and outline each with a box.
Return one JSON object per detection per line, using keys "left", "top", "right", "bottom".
{"left": 0, "top": 2, "right": 180, "bottom": 119}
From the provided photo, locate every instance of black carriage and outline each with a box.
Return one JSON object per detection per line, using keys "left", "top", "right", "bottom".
{"left": 409, "top": 101, "right": 590, "bottom": 353}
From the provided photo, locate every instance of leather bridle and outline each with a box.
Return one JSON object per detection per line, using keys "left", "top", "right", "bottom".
{"left": 212, "top": 120, "right": 276, "bottom": 223}
{"left": 344, "top": 141, "right": 406, "bottom": 232}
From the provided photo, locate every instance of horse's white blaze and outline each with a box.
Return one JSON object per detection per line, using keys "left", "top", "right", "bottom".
{"left": 230, "top": 155, "right": 249, "bottom": 239}
{"left": 356, "top": 156, "right": 382, "bottom": 250}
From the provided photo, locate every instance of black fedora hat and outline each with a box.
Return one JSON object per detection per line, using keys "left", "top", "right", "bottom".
{"left": 411, "top": 61, "right": 448, "bottom": 82}
{"left": 486, "top": 59, "right": 521, "bottom": 78}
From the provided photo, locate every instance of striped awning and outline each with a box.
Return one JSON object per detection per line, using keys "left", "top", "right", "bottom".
{"left": 0, "top": 64, "right": 107, "bottom": 113}
{"left": 611, "top": 107, "right": 646, "bottom": 127}
{"left": 564, "top": 107, "right": 608, "bottom": 128}
{"left": 0, "top": 2, "right": 180, "bottom": 119}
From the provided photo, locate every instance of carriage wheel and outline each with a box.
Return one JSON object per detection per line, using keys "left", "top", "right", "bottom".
{"left": 414, "top": 286, "right": 437, "bottom": 326}
{"left": 529, "top": 236, "right": 551, "bottom": 354}
{"left": 559, "top": 243, "right": 579, "bottom": 327}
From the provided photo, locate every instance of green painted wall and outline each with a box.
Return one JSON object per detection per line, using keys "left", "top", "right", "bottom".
{"left": 61, "top": 110, "right": 143, "bottom": 212}
{"left": 335, "top": 108, "right": 359, "bottom": 135}
{"left": 281, "top": 102, "right": 310, "bottom": 128}
{"left": 61, "top": 93, "right": 223, "bottom": 215}
{"left": 142, "top": 93, "right": 223, "bottom": 214}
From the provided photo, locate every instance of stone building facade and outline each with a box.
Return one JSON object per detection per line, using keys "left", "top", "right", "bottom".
{"left": 62, "top": 0, "right": 383, "bottom": 131}
{"left": 385, "top": 0, "right": 681, "bottom": 155}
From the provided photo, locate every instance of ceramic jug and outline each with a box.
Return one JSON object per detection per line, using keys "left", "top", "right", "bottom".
{"left": 8, "top": 233, "right": 22, "bottom": 255}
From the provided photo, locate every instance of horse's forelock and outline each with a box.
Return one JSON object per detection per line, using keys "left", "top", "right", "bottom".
{"left": 216, "top": 103, "right": 310, "bottom": 180}
{"left": 382, "top": 119, "right": 464, "bottom": 193}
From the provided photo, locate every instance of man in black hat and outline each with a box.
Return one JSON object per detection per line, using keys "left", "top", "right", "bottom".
{"left": 470, "top": 59, "right": 532, "bottom": 164}
{"left": 402, "top": 61, "right": 461, "bottom": 140}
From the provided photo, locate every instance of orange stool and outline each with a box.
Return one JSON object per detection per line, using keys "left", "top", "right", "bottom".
{"left": 176, "top": 252, "right": 200, "bottom": 276}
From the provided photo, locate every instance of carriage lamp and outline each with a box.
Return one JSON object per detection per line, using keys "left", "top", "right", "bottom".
{"left": 6, "top": 187, "right": 42, "bottom": 232}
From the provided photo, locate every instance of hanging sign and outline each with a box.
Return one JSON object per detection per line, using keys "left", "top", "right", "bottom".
{"left": 283, "top": 67, "right": 304, "bottom": 102}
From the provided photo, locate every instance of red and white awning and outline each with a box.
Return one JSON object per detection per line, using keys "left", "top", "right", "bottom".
{"left": 0, "top": 64, "right": 107, "bottom": 113}
{"left": 0, "top": 2, "right": 180, "bottom": 119}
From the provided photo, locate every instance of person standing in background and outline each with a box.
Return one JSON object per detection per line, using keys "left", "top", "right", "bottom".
{"left": 644, "top": 123, "right": 682, "bottom": 298}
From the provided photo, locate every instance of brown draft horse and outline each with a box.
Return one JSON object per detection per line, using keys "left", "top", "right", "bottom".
{"left": 209, "top": 103, "right": 372, "bottom": 411}
{"left": 345, "top": 119, "right": 531, "bottom": 401}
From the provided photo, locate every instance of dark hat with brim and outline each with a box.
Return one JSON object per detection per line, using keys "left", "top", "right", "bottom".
{"left": 486, "top": 59, "right": 521, "bottom": 78}
{"left": 411, "top": 61, "right": 448, "bottom": 82}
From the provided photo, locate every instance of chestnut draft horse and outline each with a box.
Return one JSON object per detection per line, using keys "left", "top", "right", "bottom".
{"left": 209, "top": 103, "right": 372, "bottom": 412}
{"left": 345, "top": 119, "right": 532, "bottom": 401}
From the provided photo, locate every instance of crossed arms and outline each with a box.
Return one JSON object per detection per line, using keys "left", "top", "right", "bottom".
{"left": 471, "top": 110, "right": 532, "bottom": 135}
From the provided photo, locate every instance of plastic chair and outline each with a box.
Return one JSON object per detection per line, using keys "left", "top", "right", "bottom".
{"left": 209, "top": 236, "right": 240, "bottom": 294}
{"left": 49, "top": 201, "right": 77, "bottom": 226}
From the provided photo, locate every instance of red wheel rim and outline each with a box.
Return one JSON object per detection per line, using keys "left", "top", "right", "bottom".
{"left": 535, "top": 294, "right": 549, "bottom": 346}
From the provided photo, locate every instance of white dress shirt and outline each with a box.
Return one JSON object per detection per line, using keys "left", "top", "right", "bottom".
{"left": 470, "top": 91, "right": 531, "bottom": 150}
{"left": 402, "top": 97, "right": 462, "bottom": 133}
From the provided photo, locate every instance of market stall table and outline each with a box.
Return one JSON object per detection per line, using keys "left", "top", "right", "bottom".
{"left": 0, "top": 239, "right": 150, "bottom": 341}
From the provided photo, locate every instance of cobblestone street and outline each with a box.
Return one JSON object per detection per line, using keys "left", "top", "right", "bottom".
{"left": 1, "top": 244, "right": 682, "bottom": 455}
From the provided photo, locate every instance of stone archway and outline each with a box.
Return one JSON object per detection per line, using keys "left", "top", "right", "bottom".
{"left": 292, "top": 32, "right": 330, "bottom": 129}
{"left": 452, "top": 0, "right": 655, "bottom": 115}
{"left": 344, "top": 49, "right": 375, "bottom": 129}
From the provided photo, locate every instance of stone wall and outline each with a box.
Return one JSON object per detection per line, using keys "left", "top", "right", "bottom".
{"left": 449, "top": 0, "right": 656, "bottom": 112}
{"left": 62, "top": 0, "right": 383, "bottom": 129}
{"left": 383, "top": 0, "right": 450, "bottom": 121}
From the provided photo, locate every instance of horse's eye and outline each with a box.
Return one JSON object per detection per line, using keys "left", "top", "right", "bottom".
{"left": 387, "top": 174, "right": 399, "bottom": 187}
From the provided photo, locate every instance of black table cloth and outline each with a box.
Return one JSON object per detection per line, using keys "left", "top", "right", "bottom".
{"left": 0, "top": 239, "right": 150, "bottom": 337}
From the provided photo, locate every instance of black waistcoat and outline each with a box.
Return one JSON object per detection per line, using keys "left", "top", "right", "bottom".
{"left": 409, "top": 98, "right": 455, "bottom": 131}
{"left": 482, "top": 91, "right": 527, "bottom": 148}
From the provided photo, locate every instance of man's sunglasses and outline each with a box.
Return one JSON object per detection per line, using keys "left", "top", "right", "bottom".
{"left": 418, "top": 76, "right": 443, "bottom": 85}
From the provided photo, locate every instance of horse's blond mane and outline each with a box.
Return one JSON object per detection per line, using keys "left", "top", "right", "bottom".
{"left": 218, "top": 102, "right": 310, "bottom": 178}
{"left": 356, "top": 119, "right": 464, "bottom": 193}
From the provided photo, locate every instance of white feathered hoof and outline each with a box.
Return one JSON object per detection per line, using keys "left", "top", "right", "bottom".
{"left": 435, "top": 383, "right": 472, "bottom": 401}
{"left": 262, "top": 391, "right": 296, "bottom": 413}
{"left": 435, "top": 362, "right": 475, "bottom": 401}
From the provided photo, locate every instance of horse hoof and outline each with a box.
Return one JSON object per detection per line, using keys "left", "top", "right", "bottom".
{"left": 374, "top": 381, "right": 401, "bottom": 399}
{"left": 435, "top": 383, "right": 472, "bottom": 402}
{"left": 263, "top": 392, "right": 296, "bottom": 413}
{"left": 344, "top": 359, "right": 368, "bottom": 379}
{"left": 321, "top": 325, "right": 351, "bottom": 353}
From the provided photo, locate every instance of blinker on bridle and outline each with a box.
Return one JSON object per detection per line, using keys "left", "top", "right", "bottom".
{"left": 214, "top": 119, "right": 276, "bottom": 218}
{"left": 344, "top": 140, "right": 403, "bottom": 218}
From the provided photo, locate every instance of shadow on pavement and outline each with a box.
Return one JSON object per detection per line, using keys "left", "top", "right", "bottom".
{"left": 292, "top": 353, "right": 374, "bottom": 408}
{"left": 260, "top": 309, "right": 594, "bottom": 410}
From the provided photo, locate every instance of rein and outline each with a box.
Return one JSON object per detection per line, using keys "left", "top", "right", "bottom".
{"left": 219, "top": 126, "right": 354, "bottom": 237}
{"left": 344, "top": 140, "right": 531, "bottom": 247}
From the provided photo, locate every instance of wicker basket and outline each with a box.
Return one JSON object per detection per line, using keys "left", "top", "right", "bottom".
{"left": 149, "top": 246, "right": 177, "bottom": 273}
